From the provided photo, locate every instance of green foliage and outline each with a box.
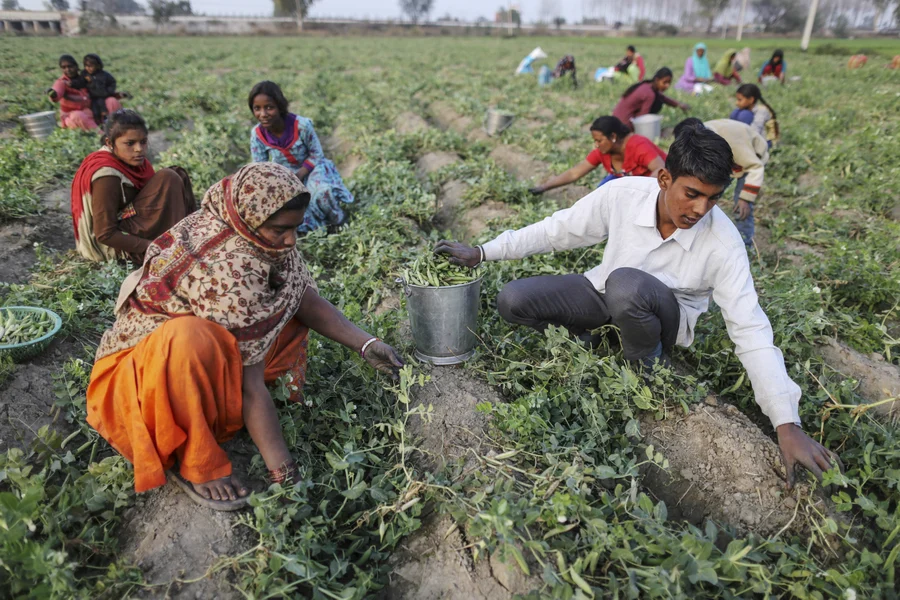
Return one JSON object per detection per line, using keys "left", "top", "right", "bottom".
{"left": 1, "top": 34, "right": 899, "bottom": 599}
{"left": 0, "top": 130, "right": 96, "bottom": 221}
{"left": 0, "top": 356, "right": 141, "bottom": 598}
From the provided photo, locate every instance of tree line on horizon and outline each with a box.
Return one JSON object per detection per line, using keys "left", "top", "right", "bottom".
{"left": 3, "top": 0, "right": 897, "bottom": 36}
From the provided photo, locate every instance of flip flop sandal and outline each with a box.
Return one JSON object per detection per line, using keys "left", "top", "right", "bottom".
{"left": 168, "top": 471, "right": 249, "bottom": 512}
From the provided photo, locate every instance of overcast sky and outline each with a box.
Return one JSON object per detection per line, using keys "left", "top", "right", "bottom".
{"left": 19, "top": 0, "right": 588, "bottom": 21}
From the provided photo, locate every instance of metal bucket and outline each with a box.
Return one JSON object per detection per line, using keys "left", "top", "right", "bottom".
{"left": 19, "top": 111, "right": 57, "bottom": 140}
{"left": 632, "top": 114, "right": 663, "bottom": 140}
{"left": 401, "top": 276, "right": 483, "bottom": 365}
{"left": 483, "top": 109, "right": 515, "bottom": 137}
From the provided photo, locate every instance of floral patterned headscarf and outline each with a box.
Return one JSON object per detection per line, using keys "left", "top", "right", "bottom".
{"left": 96, "top": 162, "right": 315, "bottom": 364}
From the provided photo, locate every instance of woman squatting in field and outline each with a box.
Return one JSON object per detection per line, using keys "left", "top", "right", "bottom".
{"left": 86, "top": 162, "right": 404, "bottom": 510}
{"left": 249, "top": 80, "right": 354, "bottom": 234}
{"left": 612, "top": 67, "right": 690, "bottom": 131}
{"left": 70, "top": 109, "right": 196, "bottom": 263}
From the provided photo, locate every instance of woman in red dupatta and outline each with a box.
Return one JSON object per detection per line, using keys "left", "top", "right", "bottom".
{"left": 87, "top": 162, "right": 403, "bottom": 510}
{"left": 70, "top": 109, "right": 196, "bottom": 263}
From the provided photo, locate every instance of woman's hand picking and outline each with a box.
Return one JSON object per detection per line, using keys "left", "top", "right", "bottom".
{"left": 364, "top": 341, "right": 404, "bottom": 380}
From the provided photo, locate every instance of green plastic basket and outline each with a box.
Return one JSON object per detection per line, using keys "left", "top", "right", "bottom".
{"left": 0, "top": 306, "right": 63, "bottom": 363}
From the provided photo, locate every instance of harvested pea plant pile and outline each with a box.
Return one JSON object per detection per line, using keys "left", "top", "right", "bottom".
{"left": 1, "top": 35, "right": 899, "bottom": 599}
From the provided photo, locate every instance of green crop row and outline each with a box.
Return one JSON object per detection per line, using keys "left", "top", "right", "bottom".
{"left": 1, "top": 35, "right": 899, "bottom": 599}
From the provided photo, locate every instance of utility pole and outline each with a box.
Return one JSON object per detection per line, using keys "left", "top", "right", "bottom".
{"left": 800, "top": 0, "right": 819, "bottom": 50}
{"left": 295, "top": 0, "right": 303, "bottom": 31}
{"left": 736, "top": 0, "right": 747, "bottom": 41}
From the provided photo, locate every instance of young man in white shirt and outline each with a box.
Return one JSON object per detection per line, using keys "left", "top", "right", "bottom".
{"left": 435, "top": 123, "right": 838, "bottom": 488}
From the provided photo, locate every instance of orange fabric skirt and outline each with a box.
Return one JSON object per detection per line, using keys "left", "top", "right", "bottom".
{"left": 87, "top": 315, "right": 309, "bottom": 493}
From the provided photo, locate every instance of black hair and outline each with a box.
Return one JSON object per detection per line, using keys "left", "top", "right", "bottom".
{"left": 667, "top": 119, "right": 733, "bottom": 188}
{"left": 248, "top": 81, "right": 289, "bottom": 117}
{"left": 59, "top": 54, "right": 77, "bottom": 67}
{"left": 622, "top": 66, "right": 673, "bottom": 99}
{"left": 102, "top": 109, "right": 148, "bottom": 146}
{"left": 590, "top": 116, "right": 631, "bottom": 139}
{"left": 83, "top": 53, "right": 103, "bottom": 69}
{"left": 272, "top": 191, "right": 311, "bottom": 216}
{"left": 770, "top": 49, "right": 784, "bottom": 64}
{"left": 672, "top": 117, "right": 703, "bottom": 139}
{"left": 736, "top": 83, "right": 779, "bottom": 137}
{"left": 627, "top": 45, "right": 636, "bottom": 53}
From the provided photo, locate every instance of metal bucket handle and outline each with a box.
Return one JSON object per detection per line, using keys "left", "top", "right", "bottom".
{"left": 395, "top": 276, "right": 412, "bottom": 297}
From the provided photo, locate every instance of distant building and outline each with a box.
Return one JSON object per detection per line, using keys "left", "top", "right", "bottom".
{"left": 0, "top": 10, "right": 73, "bottom": 34}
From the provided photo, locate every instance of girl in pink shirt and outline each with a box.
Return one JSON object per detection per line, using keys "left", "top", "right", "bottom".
{"left": 47, "top": 54, "right": 96, "bottom": 131}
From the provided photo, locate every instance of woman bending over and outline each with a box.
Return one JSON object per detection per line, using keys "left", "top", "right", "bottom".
{"left": 87, "top": 163, "right": 403, "bottom": 509}
{"left": 529, "top": 116, "right": 666, "bottom": 194}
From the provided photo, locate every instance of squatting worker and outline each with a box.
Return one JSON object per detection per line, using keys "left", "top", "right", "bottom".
{"left": 435, "top": 123, "right": 839, "bottom": 488}
{"left": 70, "top": 109, "right": 196, "bottom": 264}
{"left": 87, "top": 163, "right": 403, "bottom": 510}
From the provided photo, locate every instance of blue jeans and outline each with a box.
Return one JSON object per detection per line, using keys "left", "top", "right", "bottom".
{"left": 596, "top": 173, "right": 621, "bottom": 188}
{"left": 731, "top": 175, "right": 754, "bottom": 247}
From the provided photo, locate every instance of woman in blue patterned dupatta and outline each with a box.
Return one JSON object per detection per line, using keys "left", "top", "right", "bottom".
{"left": 249, "top": 81, "right": 354, "bottom": 233}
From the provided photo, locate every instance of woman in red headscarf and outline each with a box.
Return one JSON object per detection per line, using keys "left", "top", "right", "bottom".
{"left": 70, "top": 109, "right": 195, "bottom": 263}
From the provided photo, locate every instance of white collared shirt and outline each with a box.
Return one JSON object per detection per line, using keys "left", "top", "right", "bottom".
{"left": 481, "top": 177, "right": 801, "bottom": 429}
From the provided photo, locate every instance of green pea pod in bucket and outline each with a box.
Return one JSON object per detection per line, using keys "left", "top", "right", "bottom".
{"left": 398, "top": 254, "right": 482, "bottom": 365}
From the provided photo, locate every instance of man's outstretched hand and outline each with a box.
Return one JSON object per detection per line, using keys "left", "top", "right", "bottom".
{"left": 433, "top": 240, "right": 481, "bottom": 268}
{"left": 777, "top": 423, "right": 843, "bottom": 489}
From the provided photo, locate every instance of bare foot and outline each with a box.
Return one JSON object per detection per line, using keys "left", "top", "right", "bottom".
{"left": 191, "top": 474, "right": 249, "bottom": 502}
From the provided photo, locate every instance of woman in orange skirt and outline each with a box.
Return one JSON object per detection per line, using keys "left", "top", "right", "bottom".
{"left": 87, "top": 162, "right": 403, "bottom": 510}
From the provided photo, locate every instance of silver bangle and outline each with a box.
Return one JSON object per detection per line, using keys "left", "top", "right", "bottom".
{"left": 478, "top": 245, "right": 485, "bottom": 266}
{"left": 360, "top": 337, "right": 379, "bottom": 358}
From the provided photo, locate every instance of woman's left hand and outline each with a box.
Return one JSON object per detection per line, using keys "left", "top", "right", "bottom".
{"left": 363, "top": 341, "right": 405, "bottom": 379}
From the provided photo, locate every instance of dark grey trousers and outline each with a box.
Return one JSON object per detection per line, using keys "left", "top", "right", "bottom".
{"left": 496, "top": 268, "right": 680, "bottom": 360}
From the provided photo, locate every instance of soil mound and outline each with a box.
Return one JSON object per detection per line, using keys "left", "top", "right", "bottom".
{"left": 640, "top": 401, "right": 829, "bottom": 537}
{"left": 487, "top": 146, "right": 590, "bottom": 206}
{"left": 427, "top": 101, "right": 488, "bottom": 142}
{"left": 0, "top": 364, "right": 71, "bottom": 452}
{"left": 0, "top": 207, "right": 74, "bottom": 285}
{"left": 119, "top": 480, "right": 253, "bottom": 599}
{"left": 415, "top": 151, "right": 461, "bottom": 179}
{"left": 459, "top": 202, "right": 517, "bottom": 243}
{"left": 383, "top": 512, "right": 539, "bottom": 599}
{"left": 819, "top": 338, "right": 900, "bottom": 421}
{"left": 384, "top": 367, "right": 542, "bottom": 598}
{"left": 395, "top": 112, "right": 430, "bottom": 135}
{"left": 406, "top": 364, "right": 493, "bottom": 472}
